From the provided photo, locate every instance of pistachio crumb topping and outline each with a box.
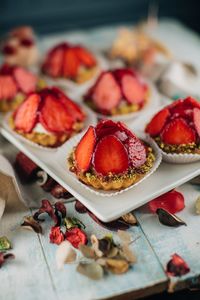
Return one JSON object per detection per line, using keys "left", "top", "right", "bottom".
{"left": 155, "top": 137, "right": 200, "bottom": 154}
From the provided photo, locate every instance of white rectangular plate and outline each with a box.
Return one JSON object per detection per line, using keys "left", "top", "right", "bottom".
{"left": 1, "top": 122, "right": 200, "bottom": 222}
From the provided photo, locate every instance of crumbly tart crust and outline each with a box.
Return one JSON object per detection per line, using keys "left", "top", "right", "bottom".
{"left": 76, "top": 66, "right": 98, "bottom": 84}
{"left": 9, "top": 116, "right": 84, "bottom": 148}
{"left": 84, "top": 89, "right": 150, "bottom": 116}
{"left": 0, "top": 94, "right": 25, "bottom": 113}
{"left": 68, "top": 146, "right": 155, "bottom": 191}
{"left": 154, "top": 137, "right": 200, "bottom": 155}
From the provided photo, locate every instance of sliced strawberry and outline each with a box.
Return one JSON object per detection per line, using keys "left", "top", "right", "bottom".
{"left": 184, "top": 96, "right": 200, "bottom": 109}
{"left": 145, "top": 108, "right": 170, "bottom": 136}
{"left": 51, "top": 87, "right": 85, "bottom": 121}
{"left": 161, "top": 118, "right": 196, "bottom": 145}
{"left": 14, "top": 93, "right": 41, "bottom": 133}
{"left": 93, "top": 135, "right": 129, "bottom": 175}
{"left": 121, "top": 75, "right": 145, "bottom": 104}
{"left": 13, "top": 67, "right": 37, "bottom": 93}
{"left": 74, "top": 46, "right": 96, "bottom": 67}
{"left": 95, "top": 119, "right": 120, "bottom": 140}
{"left": 39, "top": 94, "right": 74, "bottom": 133}
{"left": 75, "top": 126, "right": 96, "bottom": 172}
{"left": 193, "top": 108, "right": 200, "bottom": 138}
{"left": 63, "top": 48, "right": 79, "bottom": 78}
{"left": 148, "top": 190, "right": 185, "bottom": 214}
{"left": 0, "top": 64, "right": 14, "bottom": 75}
{"left": 112, "top": 68, "right": 136, "bottom": 82}
{"left": 0, "top": 75, "right": 18, "bottom": 100}
{"left": 43, "top": 46, "right": 65, "bottom": 77}
{"left": 127, "top": 136, "right": 146, "bottom": 168}
{"left": 93, "top": 72, "right": 121, "bottom": 110}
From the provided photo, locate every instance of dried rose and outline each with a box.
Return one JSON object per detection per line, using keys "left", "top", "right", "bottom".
{"left": 56, "top": 241, "right": 77, "bottom": 269}
{"left": 77, "top": 262, "right": 104, "bottom": 280}
{"left": 0, "top": 253, "right": 15, "bottom": 268}
{"left": 0, "top": 236, "right": 11, "bottom": 250}
{"left": 34, "top": 199, "right": 58, "bottom": 224}
{"left": 49, "top": 226, "right": 65, "bottom": 245}
{"left": 166, "top": 253, "right": 190, "bottom": 277}
{"left": 66, "top": 228, "right": 87, "bottom": 249}
{"left": 148, "top": 190, "right": 185, "bottom": 214}
{"left": 75, "top": 200, "right": 88, "bottom": 214}
{"left": 21, "top": 216, "right": 43, "bottom": 234}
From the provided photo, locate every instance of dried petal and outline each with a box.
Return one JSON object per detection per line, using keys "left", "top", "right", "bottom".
{"left": 51, "top": 184, "right": 71, "bottom": 199}
{"left": 56, "top": 240, "right": 77, "bottom": 269}
{"left": 79, "top": 244, "right": 96, "bottom": 259}
{"left": 120, "top": 245, "right": 137, "bottom": 263}
{"left": 21, "top": 216, "right": 43, "bottom": 234}
{"left": 117, "top": 230, "right": 132, "bottom": 244}
{"left": 54, "top": 202, "right": 67, "bottom": 218}
{"left": 156, "top": 208, "right": 186, "bottom": 227}
{"left": 0, "top": 236, "right": 12, "bottom": 250}
{"left": 41, "top": 177, "right": 57, "bottom": 192}
{"left": 121, "top": 213, "right": 137, "bottom": 225}
{"left": 195, "top": 196, "right": 200, "bottom": 215}
{"left": 105, "top": 258, "right": 129, "bottom": 274}
{"left": 33, "top": 199, "right": 58, "bottom": 224}
{"left": 0, "top": 252, "right": 15, "bottom": 268}
{"left": 107, "top": 247, "right": 119, "bottom": 258}
{"left": 49, "top": 226, "right": 65, "bottom": 245}
{"left": 166, "top": 253, "right": 190, "bottom": 277}
{"left": 36, "top": 170, "right": 48, "bottom": 186}
{"left": 98, "top": 237, "right": 112, "bottom": 255}
{"left": 75, "top": 200, "right": 88, "bottom": 214}
{"left": 91, "top": 234, "right": 103, "bottom": 257}
{"left": 66, "top": 228, "right": 87, "bottom": 249}
{"left": 77, "top": 262, "right": 104, "bottom": 280}
{"left": 64, "top": 217, "right": 85, "bottom": 230}
{"left": 15, "top": 152, "right": 38, "bottom": 183}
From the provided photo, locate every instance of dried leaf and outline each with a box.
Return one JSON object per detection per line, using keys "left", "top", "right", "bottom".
{"left": 105, "top": 258, "right": 129, "bottom": 274}
{"left": 166, "top": 253, "right": 190, "bottom": 277}
{"left": 120, "top": 245, "right": 137, "bottom": 263}
{"left": 56, "top": 241, "right": 77, "bottom": 270}
{"left": 0, "top": 236, "right": 11, "bottom": 250}
{"left": 33, "top": 199, "right": 58, "bottom": 224}
{"left": 195, "top": 196, "right": 200, "bottom": 215}
{"left": 77, "top": 262, "right": 104, "bottom": 280}
{"left": 117, "top": 230, "right": 132, "bottom": 244}
{"left": 21, "top": 216, "right": 43, "bottom": 234}
{"left": 79, "top": 244, "right": 96, "bottom": 259}
{"left": 156, "top": 208, "right": 186, "bottom": 227}
{"left": 0, "top": 252, "right": 15, "bottom": 268}
{"left": 121, "top": 213, "right": 137, "bottom": 225}
{"left": 64, "top": 217, "right": 85, "bottom": 230}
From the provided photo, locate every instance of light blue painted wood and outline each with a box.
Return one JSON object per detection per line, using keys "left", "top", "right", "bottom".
{"left": 135, "top": 183, "right": 200, "bottom": 290}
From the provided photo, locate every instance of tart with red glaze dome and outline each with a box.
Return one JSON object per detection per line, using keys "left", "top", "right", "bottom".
{"left": 0, "top": 64, "right": 45, "bottom": 112}
{"left": 68, "top": 119, "right": 156, "bottom": 191}
{"left": 9, "top": 87, "right": 86, "bottom": 147}
{"left": 83, "top": 68, "right": 149, "bottom": 117}
{"left": 145, "top": 97, "right": 200, "bottom": 157}
{"left": 41, "top": 42, "right": 98, "bottom": 84}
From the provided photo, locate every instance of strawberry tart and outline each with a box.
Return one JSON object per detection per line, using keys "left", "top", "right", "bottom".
{"left": 83, "top": 68, "right": 149, "bottom": 116}
{"left": 68, "top": 120, "right": 155, "bottom": 191}
{"left": 41, "top": 42, "right": 97, "bottom": 84}
{"left": 0, "top": 64, "right": 44, "bottom": 112}
{"left": 145, "top": 97, "right": 200, "bottom": 156}
{"left": 9, "top": 87, "right": 86, "bottom": 147}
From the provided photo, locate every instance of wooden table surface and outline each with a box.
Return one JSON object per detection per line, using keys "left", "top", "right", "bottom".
{"left": 1, "top": 20, "right": 200, "bottom": 300}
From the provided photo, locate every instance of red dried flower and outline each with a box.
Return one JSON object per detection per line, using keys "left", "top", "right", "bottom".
{"left": 65, "top": 228, "right": 87, "bottom": 249}
{"left": 166, "top": 253, "right": 190, "bottom": 277}
{"left": 49, "top": 226, "right": 65, "bottom": 245}
{"left": 0, "top": 252, "right": 15, "bottom": 268}
{"left": 148, "top": 190, "right": 185, "bottom": 214}
{"left": 34, "top": 199, "right": 58, "bottom": 224}
{"left": 54, "top": 201, "right": 67, "bottom": 218}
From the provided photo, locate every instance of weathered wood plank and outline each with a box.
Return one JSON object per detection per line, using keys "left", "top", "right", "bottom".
{"left": 135, "top": 183, "right": 200, "bottom": 291}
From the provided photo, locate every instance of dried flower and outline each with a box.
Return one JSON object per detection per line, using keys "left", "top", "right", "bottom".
{"left": 21, "top": 216, "right": 43, "bottom": 234}
{"left": 0, "top": 236, "right": 12, "bottom": 251}
{"left": 77, "top": 262, "right": 104, "bottom": 280}
{"left": 33, "top": 199, "right": 58, "bottom": 224}
{"left": 0, "top": 252, "right": 15, "bottom": 268}
{"left": 49, "top": 226, "right": 65, "bottom": 245}
{"left": 15, "top": 152, "right": 38, "bottom": 183}
{"left": 66, "top": 228, "right": 87, "bottom": 249}
{"left": 156, "top": 208, "right": 186, "bottom": 227}
{"left": 105, "top": 258, "right": 129, "bottom": 274}
{"left": 51, "top": 184, "right": 71, "bottom": 199}
{"left": 75, "top": 200, "right": 88, "bottom": 214}
{"left": 166, "top": 253, "right": 190, "bottom": 277}
{"left": 56, "top": 241, "right": 77, "bottom": 269}
{"left": 88, "top": 212, "right": 129, "bottom": 231}
{"left": 79, "top": 244, "right": 96, "bottom": 259}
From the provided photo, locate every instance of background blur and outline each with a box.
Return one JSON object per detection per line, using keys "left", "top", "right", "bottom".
{"left": 0, "top": 0, "right": 200, "bottom": 35}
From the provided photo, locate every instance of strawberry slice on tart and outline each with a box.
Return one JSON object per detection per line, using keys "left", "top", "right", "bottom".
{"left": 10, "top": 87, "right": 86, "bottom": 147}
{"left": 41, "top": 42, "right": 97, "bottom": 83}
{"left": 83, "top": 68, "right": 148, "bottom": 116}
{"left": 68, "top": 120, "right": 156, "bottom": 191}
{"left": 146, "top": 97, "right": 200, "bottom": 155}
{"left": 0, "top": 63, "right": 43, "bottom": 112}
